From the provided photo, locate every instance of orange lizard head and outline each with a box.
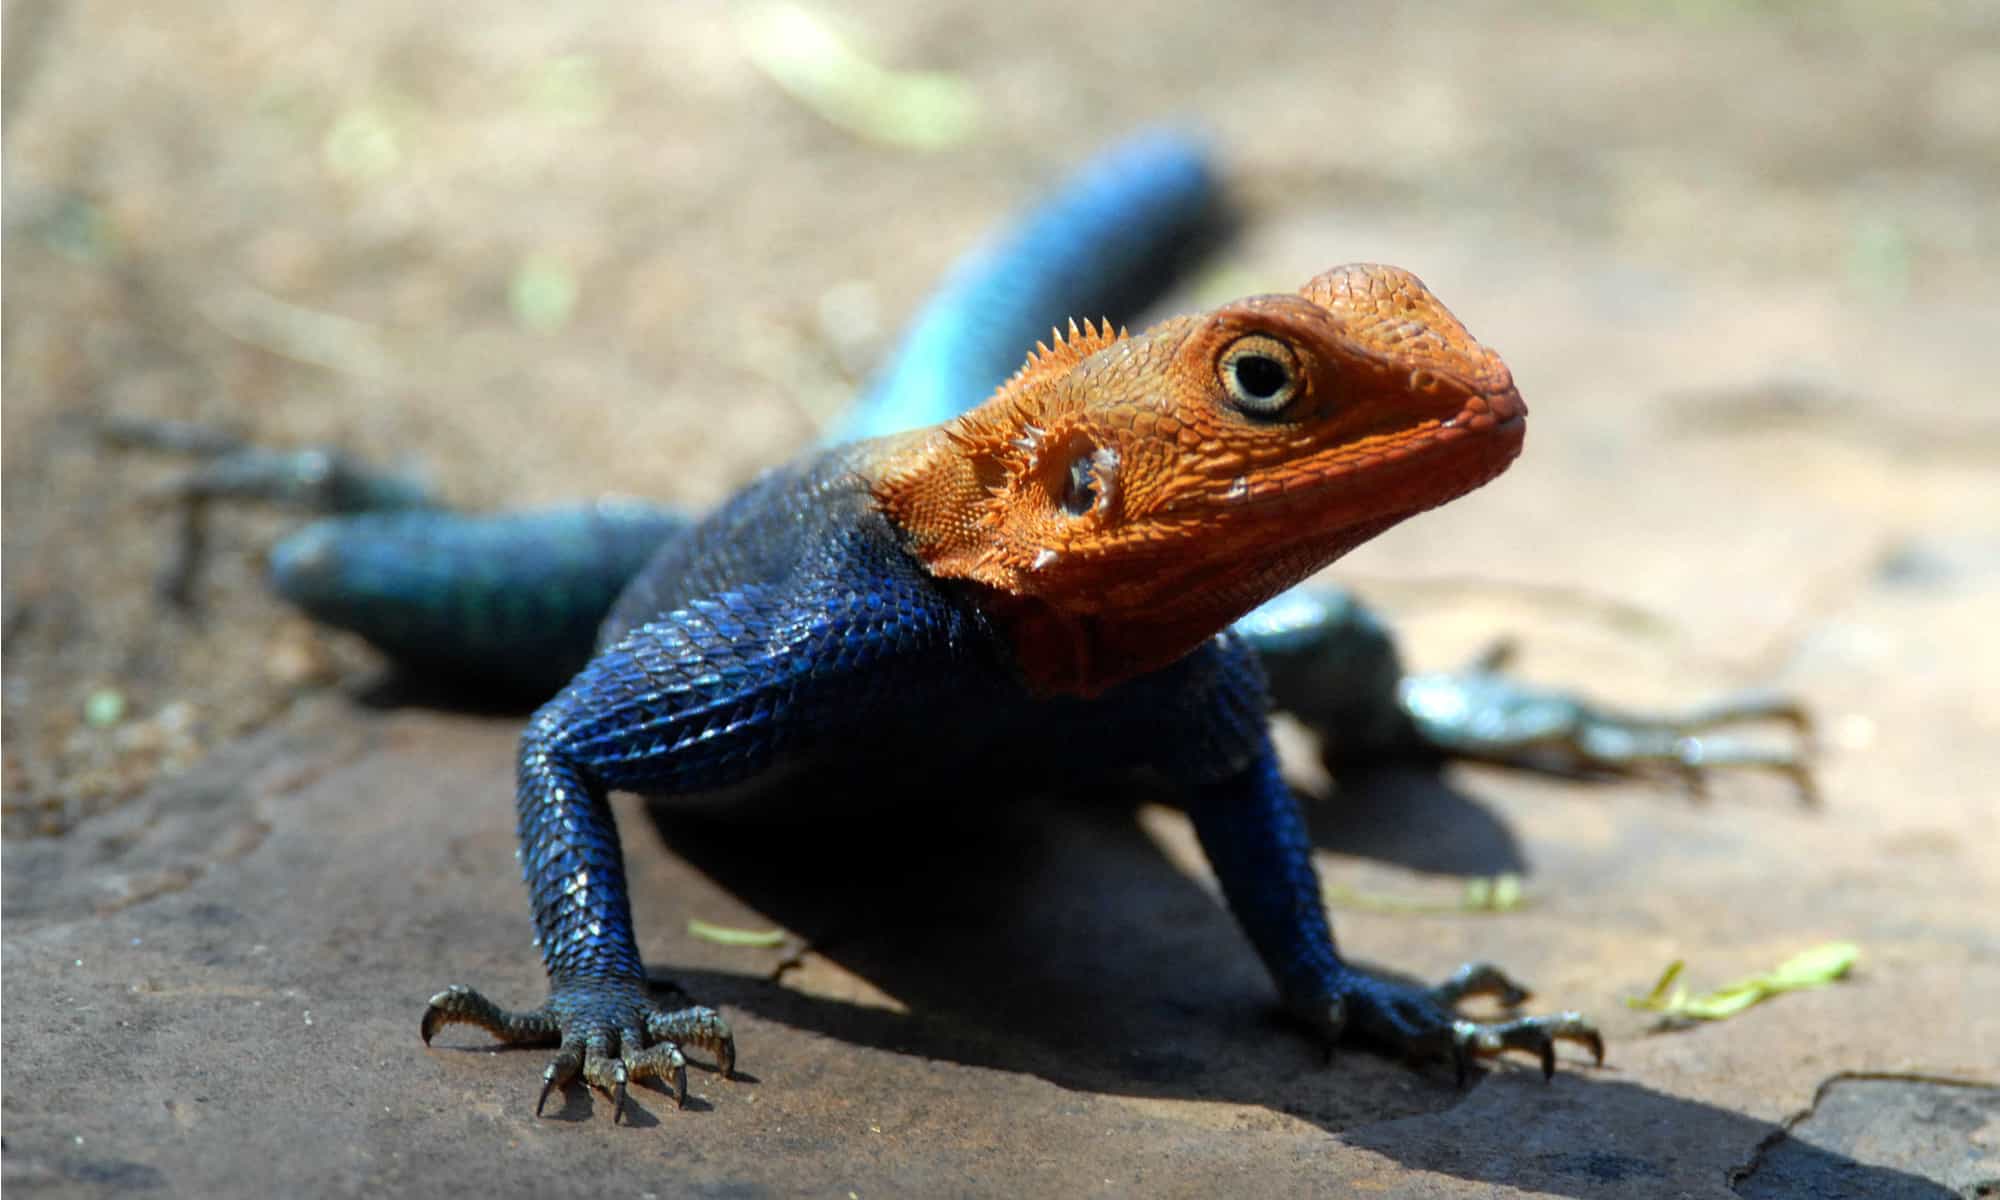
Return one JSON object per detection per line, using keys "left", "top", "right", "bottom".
{"left": 870, "top": 263, "right": 1526, "bottom": 696}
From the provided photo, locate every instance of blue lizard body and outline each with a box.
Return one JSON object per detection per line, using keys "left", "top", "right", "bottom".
{"left": 487, "top": 440, "right": 1402, "bottom": 1115}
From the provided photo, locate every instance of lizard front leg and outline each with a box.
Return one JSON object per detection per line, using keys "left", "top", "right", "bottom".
{"left": 1157, "top": 636, "right": 1602, "bottom": 1080}
{"left": 419, "top": 504, "right": 999, "bottom": 1120}
{"left": 1185, "top": 744, "right": 1602, "bottom": 1081}
{"left": 420, "top": 661, "right": 752, "bottom": 1123}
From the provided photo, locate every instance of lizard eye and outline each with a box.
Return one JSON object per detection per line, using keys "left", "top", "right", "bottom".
{"left": 1219, "top": 335, "right": 1302, "bottom": 417}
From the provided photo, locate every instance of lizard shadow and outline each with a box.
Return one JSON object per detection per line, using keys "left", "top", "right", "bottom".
{"left": 349, "top": 667, "right": 549, "bottom": 717}
{"left": 640, "top": 781, "right": 1948, "bottom": 1198}
{"left": 1307, "top": 761, "right": 1529, "bottom": 876}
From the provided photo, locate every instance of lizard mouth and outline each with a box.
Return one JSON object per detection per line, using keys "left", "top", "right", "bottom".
{"left": 1439, "top": 370, "right": 1528, "bottom": 433}
{"left": 1284, "top": 387, "right": 1526, "bottom": 539}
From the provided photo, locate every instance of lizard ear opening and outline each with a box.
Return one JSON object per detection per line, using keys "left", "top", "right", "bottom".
{"left": 1059, "top": 455, "right": 1097, "bottom": 516}
{"left": 1219, "top": 334, "right": 1303, "bottom": 418}
{"left": 1053, "top": 444, "right": 1118, "bottom": 520}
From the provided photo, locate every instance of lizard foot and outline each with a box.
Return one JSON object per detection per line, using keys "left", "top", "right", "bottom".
{"left": 1303, "top": 961, "right": 1603, "bottom": 1085}
{"left": 1397, "top": 640, "right": 1816, "bottom": 803}
{"left": 101, "top": 415, "right": 436, "bottom": 607}
{"left": 420, "top": 978, "right": 735, "bottom": 1123}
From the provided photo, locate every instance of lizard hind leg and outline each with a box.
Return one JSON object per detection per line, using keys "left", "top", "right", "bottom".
{"left": 1235, "top": 584, "right": 1815, "bottom": 801}
{"left": 1397, "top": 655, "right": 1818, "bottom": 804}
{"left": 1171, "top": 651, "right": 1604, "bottom": 1085}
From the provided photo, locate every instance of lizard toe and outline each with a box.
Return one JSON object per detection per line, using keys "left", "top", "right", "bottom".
{"left": 1451, "top": 1011, "right": 1603, "bottom": 1084}
{"left": 1429, "top": 961, "right": 1533, "bottom": 1008}
{"left": 1323, "top": 966, "right": 1601, "bottom": 1084}
{"left": 646, "top": 1004, "right": 736, "bottom": 1079}
{"left": 421, "top": 984, "right": 559, "bottom": 1048}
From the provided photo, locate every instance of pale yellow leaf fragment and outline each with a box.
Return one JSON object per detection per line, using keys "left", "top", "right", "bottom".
{"left": 687, "top": 918, "right": 788, "bottom": 948}
{"left": 1627, "top": 942, "right": 1859, "bottom": 1024}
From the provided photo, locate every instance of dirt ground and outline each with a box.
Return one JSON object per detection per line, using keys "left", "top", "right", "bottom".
{"left": 4, "top": 2, "right": 1998, "bottom": 1197}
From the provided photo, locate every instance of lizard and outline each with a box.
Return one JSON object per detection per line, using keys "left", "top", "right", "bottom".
{"left": 116, "top": 131, "right": 1811, "bottom": 1120}
{"left": 413, "top": 255, "right": 1610, "bottom": 1123}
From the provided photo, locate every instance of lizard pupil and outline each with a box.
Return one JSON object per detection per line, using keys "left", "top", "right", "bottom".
{"left": 1232, "top": 354, "right": 1287, "bottom": 400}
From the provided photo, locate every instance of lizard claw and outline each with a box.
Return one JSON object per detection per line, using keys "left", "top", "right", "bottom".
{"left": 1316, "top": 961, "right": 1602, "bottom": 1083}
{"left": 1450, "top": 1011, "right": 1602, "bottom": 1085}
{"left": 537, "top": 1044, "right": 582, "bottom": 1118}
{"left": 421, "top": 978, "right": 732, "bottom": 1122}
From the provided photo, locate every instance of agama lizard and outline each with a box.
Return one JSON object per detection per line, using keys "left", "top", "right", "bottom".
{"left": 124, "top": 132, "right": 1810, "bottom": 1121}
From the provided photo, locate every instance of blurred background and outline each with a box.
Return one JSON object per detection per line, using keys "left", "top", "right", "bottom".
{"left": 5, "top": 0, "right": 1997, "bottom": 834}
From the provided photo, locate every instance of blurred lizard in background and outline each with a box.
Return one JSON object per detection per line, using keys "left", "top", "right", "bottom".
{"left": 116, "top": 131, "right": 1811, "bottom": 1120}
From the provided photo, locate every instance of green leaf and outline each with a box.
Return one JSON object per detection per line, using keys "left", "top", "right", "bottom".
{"left": 739, "top": 3, "right": 978, "bottom": 151}
{"left": 509, "top": 255, "right": 578, "bottom": 332}
{"left": 1629, "top": 959, "right": 1686, "bottom": 1010}
{"left": 1323, "top": 874, "right": 1529, "bottom": 916}
{"left": 83, "top": 688, "right": 128, "bottom": 729}
{"left": 1765, "top": 941, "right": 1860, "bottom": 988}
{"left": 1462, "top": 873, "right": 1526, "bottom": 912}
{"left": 687, "top": 918, "right": 787, "bottom": 948}
{"left": 1678, "top": 982, "right": 1767, "bottom": 1020}
{"left": 1626, "top": 942, "right": 1859, "bottom": 1023}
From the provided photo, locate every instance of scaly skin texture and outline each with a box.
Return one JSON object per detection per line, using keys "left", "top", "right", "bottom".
{"left": 419, "top": 266, "right": 1602, "bottom": 1123}
{"left": 872, "top": 263, "right": 1524, "bottom": 695}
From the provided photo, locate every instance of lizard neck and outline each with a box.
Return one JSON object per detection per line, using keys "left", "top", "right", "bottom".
{"left": 863, "top": 426, "right": 1003, "bottom": 581}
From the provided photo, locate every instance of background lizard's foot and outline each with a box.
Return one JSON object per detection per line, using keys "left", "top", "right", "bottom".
{"left": 101, "top": 414, "right": 437, "bottom": 607}
{"left": 1397, "top": 641, "right": 1816, "bottom": 802}
{"left": 421, "top": 979, "right": 735, "bottom": 1123}
{"left": 102, "top": 414, "right": 437, "bottom": 514}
